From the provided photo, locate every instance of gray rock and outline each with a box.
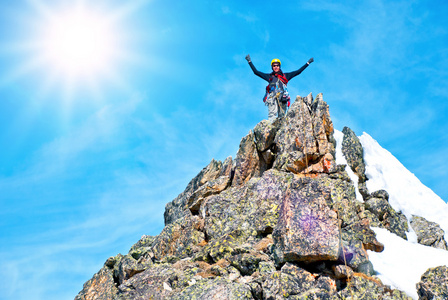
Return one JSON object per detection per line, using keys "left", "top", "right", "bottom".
{"left": 171, "top": 278, "right": 254, "bottom": 300}
{"left": 202, "top": 169, "right": 291, "bottom": 248}
{"left": 115, "top": 265, "right": 178, "bottom": 299}
{"left": 113, "top": 253, "right": 152, "bottom": 285}
{"left": 371, "top": 189, "right": 389, "bottom": 201}
{"left": 164, "top": 158, "right": 232, "bottom": 225}
{"left": 129, "top": 235, "right": 155, "bottom": 253}
{"left": 364, "top": 196, "right": 409, "bottom": 240}
{"left": 337, "top": 273, "right": 412, "bottom": 299}
{"left": 232, "top": 130, "right": 263, "bottom": 186}
{"left": 410, "top": 215, "right": 448, "bottom": 250}
{"left": 151, "top": 216, "right": 205, "bottom": 262}
{"left": 273, "top": 93, "right": 336, "bottom": 175}
{"left": 74, "top": 266, "right": 118, "bottom": 300}
{"left": 416, "top": 265, "right": 448, "bottom": 300}
{"left": 273, "top": 178, "right": 340, "bottom": 264}
{"left": 253, "top": 119, "right": 280, "bottom": 153}
{"left": 261, "top": 263, "right": 336, "bottom": 299}
{"left": 342, "top": 126, "right": 367, "bottom": 182}
{"left": 332, "top": 264, "right": 354, "bottom": 279}
{"left": 254, "top": 119, "right": 281, "bottom": 170}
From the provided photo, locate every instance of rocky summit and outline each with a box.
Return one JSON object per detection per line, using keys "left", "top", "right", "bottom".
{"left": 75, "top": 93, "right": 446, "bottom": 300}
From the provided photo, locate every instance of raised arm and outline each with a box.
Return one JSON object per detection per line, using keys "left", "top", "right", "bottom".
{"left": 246, "top": 54, "right": 270, "bottom": 82}
{"left": 284, "top": 58, "right": 314, "bottom": 81}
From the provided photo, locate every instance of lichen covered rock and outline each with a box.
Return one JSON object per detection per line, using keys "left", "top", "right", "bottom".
{"left": 342, "top": 126, "right": 366, "bottom": 183}
{"left": 74, "top": 266, "right": 118, "bottom": 300}
{"left": 171, "top": 277, "right": 253, "bottom": 300}
{"left": 76, "top": 94, "right": 411, "bottom": 300}
{"left": 261, "top": 262, "right": 336, "bottom": 299}
{"left": 416, "top": 265, "right": 448, "bottom": 300}
{"left": 364, "top": 195, "right": 409, "bottom": 240}
{"left": 273, "top": 177, "right": 340, "bottom": 263}
{"left": 410, "top": 215, "right": 448, "bottom": 250}
{"left": 164, "top": 158, "right": 232, "bottom": 225}
{"left": 338, "top": 273, "right": 412, "bottom": 299}
{"left": 273, "top": 93, "right": 336, "bottom": 175}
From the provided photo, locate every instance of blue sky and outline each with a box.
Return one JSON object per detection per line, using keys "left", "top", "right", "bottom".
{"left": 0, "top": 0, "right": 447, "bottom": 299}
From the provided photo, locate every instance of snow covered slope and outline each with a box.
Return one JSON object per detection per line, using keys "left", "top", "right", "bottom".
{"left": 359, "top": 132, "right": 448, "bottom": 238}
{"left": 335, "top": 129, "right": 448, "bottom": 299}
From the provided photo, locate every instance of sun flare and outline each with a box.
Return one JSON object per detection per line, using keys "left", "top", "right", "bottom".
{"left": 41, "top": 9, "right": 116, "bottom": 77}
{"left": 39, "top": 6, "right": 119, "bottom": 80}
{"left": 6, "top": 1, "right": 143, "bottom": 100}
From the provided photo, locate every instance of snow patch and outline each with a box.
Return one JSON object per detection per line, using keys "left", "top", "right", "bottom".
{"left": 334, "top": 129, "right": 448, "bottom": 299}
{"left": 368, "top": 227, "right": 448, "bottom": 300}
{"left": 359, "top": 132, "right": 448, "bottom": 240}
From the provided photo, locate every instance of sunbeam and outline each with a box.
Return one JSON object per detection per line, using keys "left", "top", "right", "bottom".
{"left": 2, "top": 0, "right": 142, "bottom": 102}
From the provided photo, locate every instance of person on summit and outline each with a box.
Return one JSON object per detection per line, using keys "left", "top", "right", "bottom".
{"left": 246, "top": 54, "right": 313, "bottom": 122}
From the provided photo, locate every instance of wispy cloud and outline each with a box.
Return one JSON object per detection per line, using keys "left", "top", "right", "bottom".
{"left": 0, "top": 93, "right": 180, "bottom": 300}
{"left": 221, "top": 5, "right": 257, "bottom": 23}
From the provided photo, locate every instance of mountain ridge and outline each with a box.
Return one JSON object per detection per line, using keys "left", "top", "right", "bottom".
{"left": 75, "top": 93, "right": 448, "bottom": 300}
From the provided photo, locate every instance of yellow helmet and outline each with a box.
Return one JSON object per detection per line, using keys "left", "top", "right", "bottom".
{"left": 271, "top": 58, "right": 281, "bottom": 66}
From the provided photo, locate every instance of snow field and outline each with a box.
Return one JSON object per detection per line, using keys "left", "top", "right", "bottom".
{"left": 334, "top": 129, "right": 448, "bottom": 299}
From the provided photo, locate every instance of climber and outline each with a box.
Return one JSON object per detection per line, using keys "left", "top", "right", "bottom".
{"left": 246, "top": 54, "right": 313, "bottom": 122}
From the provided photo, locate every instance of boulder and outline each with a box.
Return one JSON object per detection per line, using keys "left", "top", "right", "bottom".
{"left": 253, "top": 119, "right": 280, "bottom": 152}
{"left": 164, "top": 158, "right": 232, "bottom": 225}
{"left": 273, "top": 93, "right": 336, "bottom": 175}
{"left": 316, "top": 174, "right": 384, "bottom": 272}
{"left": 410, "top": 215, "right": 448, "bottom": 250}
{"left": 171, "top": 277, "right": 253, "bottom": 300}
{"left": 129, "top": 235, "right": 155, "bottom": 252}
{"left": 342, "top": 126, "right": 367, "bottom": 182}
{"left": 202, "top": 169, "right": 291, "bottom": 251}
{"left": 113, "top": 253, "right": 152, "bottom": 285}
{"left": 74, "top": 266, "right": 118, "bottom": 300}
{"left": 261, "top": 263, "right": 336, "bottom": 299}
{"left": 364, "top": 195, "right": 409, "bottom": 240}
{"left": 273, "top": 177, "right": 340, "bottom": 263}
{"left": 232, "top": 130, "right": 262, "bottom": 186}
{"left": 115, "top": 265, "right": 180, "bottom": 299}
{"left": 371, "top": 189, "right": 389, "bottom": 200}
{"left": 253, "top": 119, "right": 281, "bottom": 169}
{"left": 333, "top": 264, "right": 354, "bottom": 279}
{"left": 337, "top": 273, "right": 412, "bottom": 299}
{"left": 151, "top": 216, "right": 206, "bottom": 262}
{"left": 416, "top": 265, "right": 448, "bottom": 300}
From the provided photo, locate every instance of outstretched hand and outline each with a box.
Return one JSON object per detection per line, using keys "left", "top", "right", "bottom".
{"left": 308, "top": 57, "right": 314, "bottom": 64}
{"left": 245, "top": 54, "right": 251, "bottom": 62}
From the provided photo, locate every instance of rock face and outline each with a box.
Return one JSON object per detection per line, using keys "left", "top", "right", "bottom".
{"left": 341, "top": 128, "right": 409, "bottom": 240}
{"left": 410, "top": 215, "right": 448, "bottom": 250}
{"left": 76, "top": 94, "right": 415, "bottom": 300}
{"left": 341, "top": 126, "right": 366, "bottom": 183}
{"left": 416, "top": 265, "right": 448, "bottom": 300}
{"left": 364, "top": 190, "right": 409, "bottom": 240}
{"left": 273, "top": 94, "right": 336, "bottom": 175}
{"left": 273, "top": 178, "right": 340, "bottom": 264}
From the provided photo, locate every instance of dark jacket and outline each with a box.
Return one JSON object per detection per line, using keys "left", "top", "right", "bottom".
{"left": 248, "top": 61, "right": 310, "bottom": 85}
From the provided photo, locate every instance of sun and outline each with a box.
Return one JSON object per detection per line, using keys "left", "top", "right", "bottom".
{"left": 41, "top": 8, "right": 116, "bottom": 77}
{"left": 7, "top": 1, "right": 142, "bottom": 100}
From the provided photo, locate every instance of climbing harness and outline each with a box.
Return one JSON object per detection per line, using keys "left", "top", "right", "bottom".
{"left": 263, "top": 78, "right": 291, "bottom": 117}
